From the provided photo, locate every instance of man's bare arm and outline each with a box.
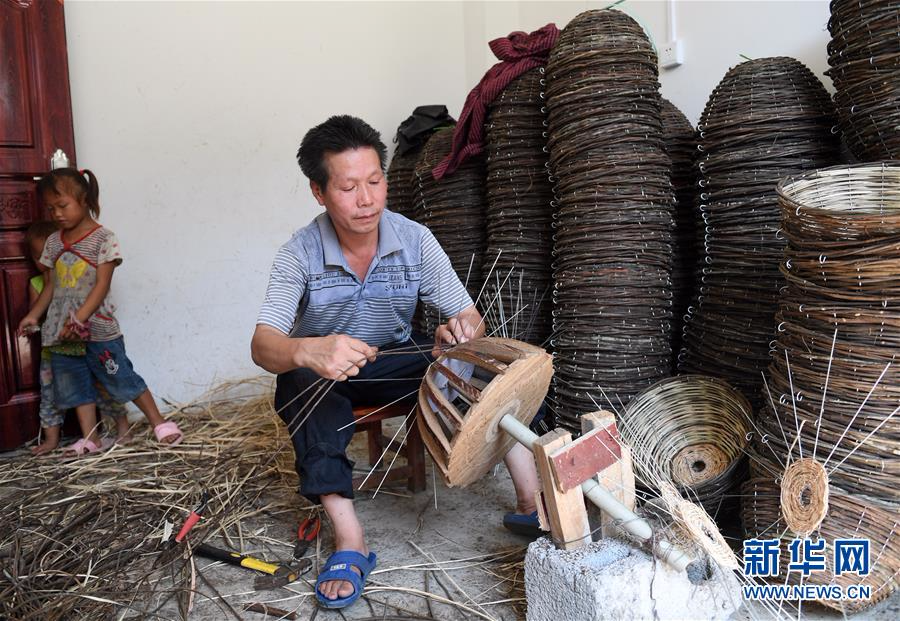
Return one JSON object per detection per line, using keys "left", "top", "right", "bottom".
{"left": 251, "top": 324, "right": 377, "bottom": 379}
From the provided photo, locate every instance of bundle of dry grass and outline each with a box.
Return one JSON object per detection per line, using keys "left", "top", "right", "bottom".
{"left": 0, "top": 378, "right": 298, "bottom": 620}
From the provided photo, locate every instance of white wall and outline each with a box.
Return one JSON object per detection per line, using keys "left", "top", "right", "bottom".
{"left": 469, "top": 0, "right": 832, "bottom": 124}
{"left": 64, "top": 1, "right": 470, "bottom": 402}
{"left": 64, "top": 0, "right": 833, "bottom": 403}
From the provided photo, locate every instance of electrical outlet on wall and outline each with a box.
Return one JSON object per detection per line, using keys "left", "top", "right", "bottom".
{"left": 660, "top": 39, "right": 684, "bottom": 69}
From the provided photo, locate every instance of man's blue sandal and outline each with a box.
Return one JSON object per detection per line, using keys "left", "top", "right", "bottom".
{"left": 503, "top": 510, "right": 542, "bottom": 539}
{"left": 315, "top": 550, "right": 377, "bottom": 609}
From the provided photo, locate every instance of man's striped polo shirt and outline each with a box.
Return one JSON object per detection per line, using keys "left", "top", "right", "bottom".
{"left": 257, "top": 209, "right": 473, "bottom": 346}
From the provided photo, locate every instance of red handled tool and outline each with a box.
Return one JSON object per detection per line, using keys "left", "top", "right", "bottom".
{"left": 292, "top": 516, "right": 321, "bottom": 560}
{"left": 175, "top": 490, "right": 209, "bottom": 543}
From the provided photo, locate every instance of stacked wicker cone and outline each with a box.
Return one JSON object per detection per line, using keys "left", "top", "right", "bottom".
{"left": 660, "top": 99, "right": 697, "bottom": 364}
{"left": 827, "top": 0, "right": 900, "bottom": 161}
{"left": 386, "top": 150, "right": 419, "bottom": 220}
{"left": 483, "top": 69, "right": 554, "bottom": 345}
{"left": 412, "top": 128, "right": 487, "bottom": 336}
{"left": 678, "top": 57, "right": 840, "bottom": 411}
{"left": 743, "top": 163, "right": 900, "bottom": 612}
{"left": 543, "top": 9, "right": 675, "bottom": 431}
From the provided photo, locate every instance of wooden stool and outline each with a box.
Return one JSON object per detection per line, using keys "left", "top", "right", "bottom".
{"left": 351, "top": 402, "right": 426, "bottom": 493}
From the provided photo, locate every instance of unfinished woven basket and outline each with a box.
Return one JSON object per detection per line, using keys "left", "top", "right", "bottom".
{"left": 678, "top": 57, "right": 840, "bottom": 412}
{"left": 544, "top": 9, "right": 674, "bottom": 430}
{"left": 621, "top": 375, "right": 751, "bottom": 520}
{"left": 752, "top": 163, "right": 900, "bottom": 508}
{"left": 744, "top": 163, "right": 900, "bottom": 612}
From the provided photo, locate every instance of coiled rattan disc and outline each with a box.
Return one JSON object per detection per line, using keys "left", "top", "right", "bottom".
{"left": 621, "top": 375, "right": 751, "bottom": 518}
{"left": 780, "top": 457, "right": 829, "bottom": 534}
{"left": 743, "top": 476, "right": 900, "bottom": 612}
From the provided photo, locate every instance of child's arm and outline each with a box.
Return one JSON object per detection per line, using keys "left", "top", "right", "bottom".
{"left": 18, "top": 277, "right": 54, "bottom": 335}
{"left": 28, "top": 279, "right": 41, "bottom": 308}
{"left": 75, "top": 261, "right": 115, "bottom": 324}
{"left": 58, "top": 262, "right": 115, "bottom": 341}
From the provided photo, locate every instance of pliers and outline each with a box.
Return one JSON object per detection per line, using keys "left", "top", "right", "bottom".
{"left": 293, "top": 516, "right": 321, "bottom": 560}
{"left": 175, "top": 490, "right": 209, "bottom": 543}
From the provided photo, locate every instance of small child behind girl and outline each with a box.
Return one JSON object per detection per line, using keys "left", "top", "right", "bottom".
{"left": 24, "top": 221, "right": 133, "bottom": 455}
{"left": 18, "top": 168, "right": 183, "bottom": 456}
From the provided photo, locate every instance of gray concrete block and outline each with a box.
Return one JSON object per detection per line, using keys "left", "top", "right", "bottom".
{"left": 524, "top": 537, "right": 740, "bottom": 620}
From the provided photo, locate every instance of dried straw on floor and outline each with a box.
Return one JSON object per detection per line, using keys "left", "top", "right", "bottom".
{"left": 677, "top": 57, "right": 840, "bottom": 412}
{"left": 0, "top": 377, "right": 529, "bottom": 620}
{"left": 544, "top": 8, "right": 675, "bottom": 431}
{"left": 0, "top": 378, "right": 298, "bottom": 620}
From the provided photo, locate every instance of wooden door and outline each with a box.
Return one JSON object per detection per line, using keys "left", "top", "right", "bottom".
{"left": 0, "top": 0, "right": 76, "bottom": 450}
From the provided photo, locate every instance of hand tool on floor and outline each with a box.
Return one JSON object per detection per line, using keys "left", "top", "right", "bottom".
{"left": 175, "top": 490, "right": 209, "bottom": 543}
{"left": 193, "top": 543, "right": 310, "bottom": 590}
{"left": 154, "top": 490, "right": 210, "bottom": 567}
{"left": 292, "top": 515, "right": 321, "bottom": 560}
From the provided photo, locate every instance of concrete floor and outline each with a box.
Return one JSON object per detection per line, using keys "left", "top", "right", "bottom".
{"left": 5, "top": 418, "right": 898, "bottom": 620}
{"left": 163, "top": 424, "right": 900, "bottom": 621}
{"left": 175, "top": 430, "right": 531, "bottom": 620}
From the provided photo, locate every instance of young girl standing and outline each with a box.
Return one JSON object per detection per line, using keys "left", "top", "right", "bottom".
{"left": 18, "top": 168, "right": 183, "bottom": 456}
{"left": 25, "top": 221, "right": 133, "bottom": 455}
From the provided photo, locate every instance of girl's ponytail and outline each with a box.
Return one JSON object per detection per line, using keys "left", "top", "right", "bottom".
{"left": 37, "top": 167, "right": 101, "bottom": 218}
{"left": 81, "top": 169, "right": 101, "bottom": 218}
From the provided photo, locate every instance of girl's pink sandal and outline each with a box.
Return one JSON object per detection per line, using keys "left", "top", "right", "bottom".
{"left": 62, "top": 437, "right": 113, "bottom": 458}
{"left": 153, "top": 421, "right": 184, "bottom": 447}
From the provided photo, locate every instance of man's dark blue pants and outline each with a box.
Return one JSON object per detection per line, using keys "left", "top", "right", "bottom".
{"left": 275, "top": 334, "right": 433, "bottom": 504}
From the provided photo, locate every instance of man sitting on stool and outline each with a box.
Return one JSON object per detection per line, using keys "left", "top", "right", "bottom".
{"left": 251, "top": 115, "right": 541, "bottom": 609}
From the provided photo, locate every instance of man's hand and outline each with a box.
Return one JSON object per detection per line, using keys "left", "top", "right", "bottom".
{"left": 302, "top": 334, "right": 378, "bottom": 381}
{"left": 433, "top": 305, "right": 483, "bottom": 358}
